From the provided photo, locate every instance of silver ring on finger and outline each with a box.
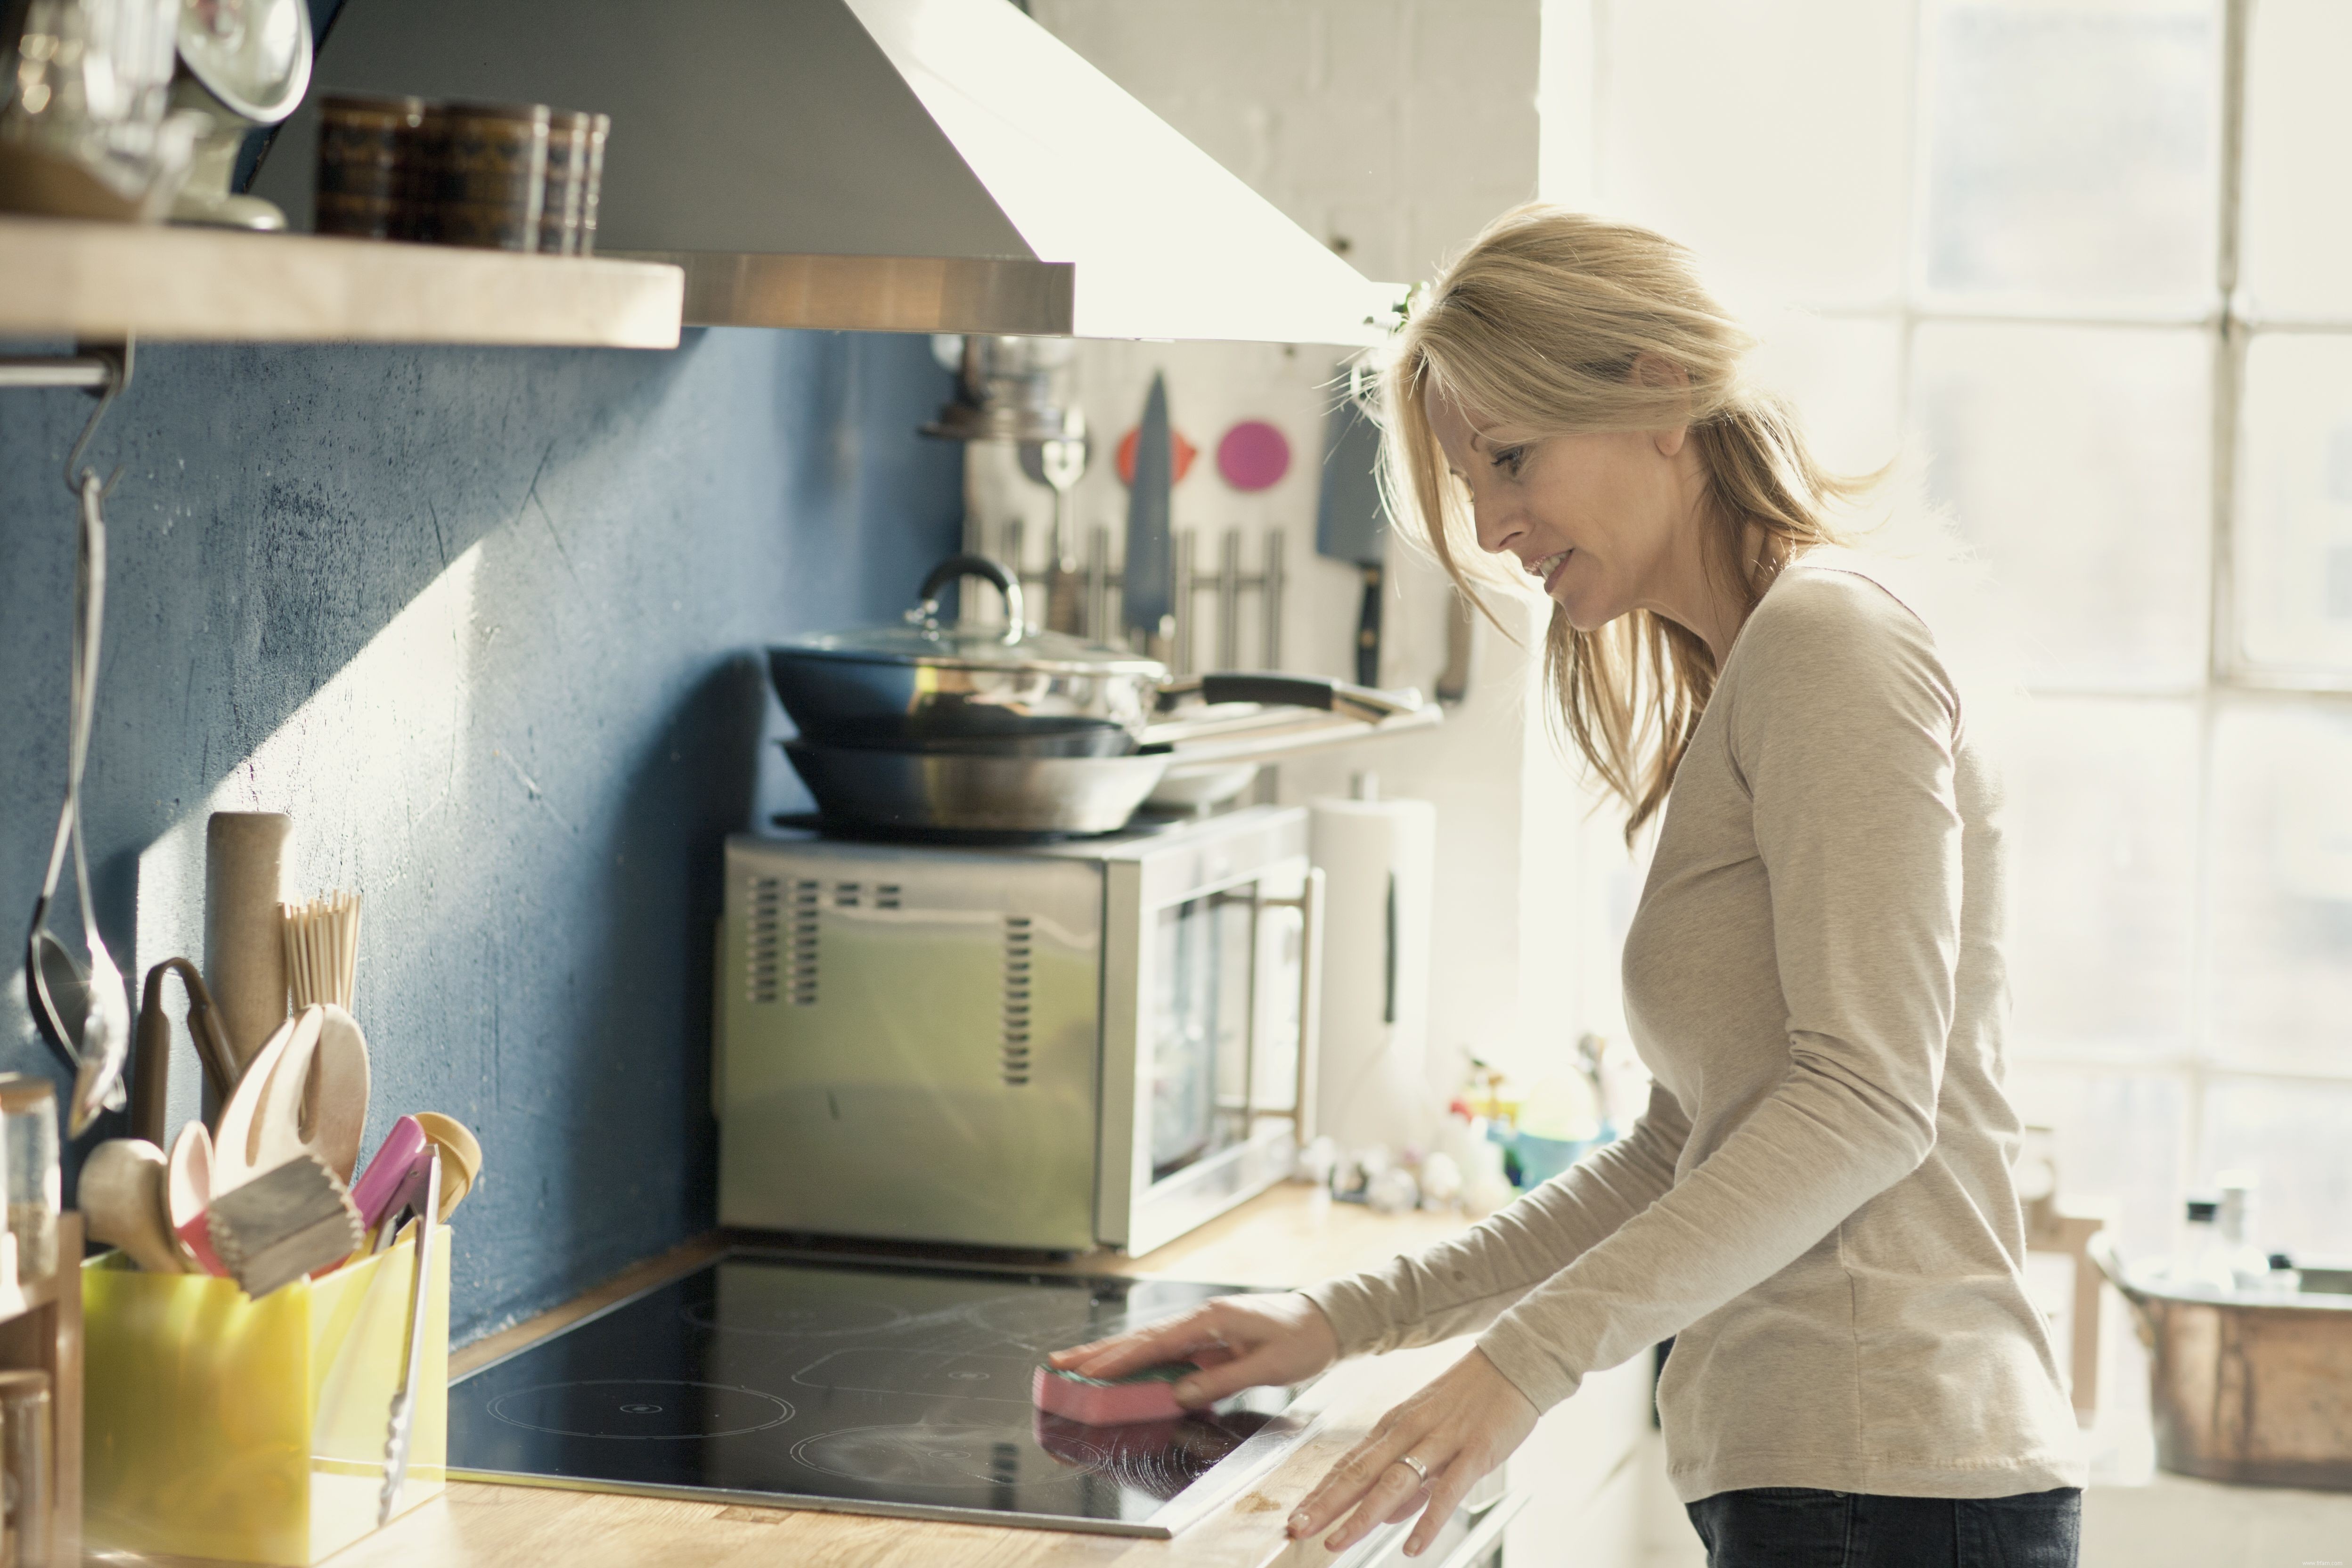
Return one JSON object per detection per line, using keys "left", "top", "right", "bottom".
{"left": 1392, "top": 1454, "right": 1429, "bottom": 1487}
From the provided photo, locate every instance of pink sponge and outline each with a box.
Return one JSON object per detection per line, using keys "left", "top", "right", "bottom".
{"left": 1031, "top": 1361, "right": 1198, "bottom": 1426}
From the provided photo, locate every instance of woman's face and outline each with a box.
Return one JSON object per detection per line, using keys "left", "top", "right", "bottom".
{"left": 1426, "top": 387, "right": 1700, "bottom": 634}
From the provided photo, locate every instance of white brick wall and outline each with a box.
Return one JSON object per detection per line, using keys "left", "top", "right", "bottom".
{"left": 1032, "top": 0, "right": 1540, "bottom": 284}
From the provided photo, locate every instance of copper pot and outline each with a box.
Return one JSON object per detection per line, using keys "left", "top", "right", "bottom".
{"left": 2097, "top": 1238, "right": 2352, "bottom": 1490}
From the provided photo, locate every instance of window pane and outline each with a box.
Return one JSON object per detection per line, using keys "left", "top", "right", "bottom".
{"left": 1911, "top": 322, "right": 2211, "bottom": 687}
{"left": 1918, "top": 0, "right": 2219, "bottom": 308}
{"left": 2198, "top": 1077, "right": 2352, "bottom": 1257}
{"left": 2205, "top": 699, "right": 2352, "bottom": 1075}
{"left": 2241, "top": 0, "right": 2352, "bottom": 318}
{"left": 2004, "top": 1065, "right": 2187, "bottom": 1259}
{"left": 1601, "top": 0, "right": 1911, "bottom": 307}
{"left": 1748, "top": 311, "right": 1903, "bottom": 479}
{"left": 2234, "top": 334, "right": 2352, "bottom": 677}
{"left": 2004, "top": 697, "right": 2199, "bottom": 1060}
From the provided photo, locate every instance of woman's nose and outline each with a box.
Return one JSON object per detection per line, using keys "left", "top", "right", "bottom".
{"left": 1471, "top": 494, "right": 1525, "bottom": 557}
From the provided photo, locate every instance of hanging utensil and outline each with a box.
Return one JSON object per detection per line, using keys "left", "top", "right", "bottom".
{"left": 1316, "top": 380, "right": 1389, "bottom": 689}
{"left": 25, "top": 348, "right": 134, "bottom": 1135}
{"left": 66, "top": 470, "right": 132, "bottom": 1136}
{"left": 1021, "top": 413, "right": 1089, "bottom": 635}
{"left": 1123, "top": 374, "right": 1175, "bottom": 657}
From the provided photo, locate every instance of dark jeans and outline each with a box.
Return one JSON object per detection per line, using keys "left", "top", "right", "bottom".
{"left": 1686, "top": 1486, "right": 2082, "bottom": 1568}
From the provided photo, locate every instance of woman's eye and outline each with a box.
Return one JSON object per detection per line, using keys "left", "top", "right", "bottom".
{"left": 1491, "top": 445, "right": 1527, "bottom": 476}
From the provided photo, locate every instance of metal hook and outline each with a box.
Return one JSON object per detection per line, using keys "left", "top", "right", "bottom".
{"left": 62, "top": 337, "right": 134, "bottom": 500}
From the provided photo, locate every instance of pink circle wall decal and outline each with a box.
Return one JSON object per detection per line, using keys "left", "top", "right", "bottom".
{"left": 1216, "top": 420, "right": 1291, "bottom": 492}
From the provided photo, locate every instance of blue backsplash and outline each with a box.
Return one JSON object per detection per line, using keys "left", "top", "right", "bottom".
{"left": 0, "top": 327, "right": 962, "bottom": 1340}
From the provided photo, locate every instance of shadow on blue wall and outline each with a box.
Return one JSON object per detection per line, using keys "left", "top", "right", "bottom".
{"left": 0, "top": 327, "right": 961, "bottom": 1339}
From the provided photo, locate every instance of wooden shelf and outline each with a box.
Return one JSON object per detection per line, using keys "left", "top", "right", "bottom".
{"left": 0, "top": 215, "right": 682, "bottom": 348}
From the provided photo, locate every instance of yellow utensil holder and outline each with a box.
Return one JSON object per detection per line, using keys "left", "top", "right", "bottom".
{"left": 82, "top": 1227, "right": 452, "bottom": 1566}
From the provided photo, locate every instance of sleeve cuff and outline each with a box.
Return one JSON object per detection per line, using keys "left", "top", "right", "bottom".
{"left": 1475, "top": 1313, "right": 1584, "bottom": 1415}
{"left": 1301, "top": 1274, "right": 1403, "bottom": 1358}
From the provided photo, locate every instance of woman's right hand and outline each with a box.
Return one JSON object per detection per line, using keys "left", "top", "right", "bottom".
{"left": 1047, "top": 1291, "right": 1341, "bottom": 1410}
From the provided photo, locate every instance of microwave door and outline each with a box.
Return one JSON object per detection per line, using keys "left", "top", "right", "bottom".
{"left": 1148, "top": 887, "right": 1263, "bottom": 1182}
{"left": 1112, "top": 851, "right": 1320, "bottom": 1257}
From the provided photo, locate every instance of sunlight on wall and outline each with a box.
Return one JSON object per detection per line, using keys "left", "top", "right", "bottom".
{"left": 133, "top": 541, "right": 483, "bottom": 1123}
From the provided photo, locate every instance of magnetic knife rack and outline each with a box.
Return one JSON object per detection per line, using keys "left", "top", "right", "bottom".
{"left": 974, "top": 519, "right": 1288, "bottom": 677}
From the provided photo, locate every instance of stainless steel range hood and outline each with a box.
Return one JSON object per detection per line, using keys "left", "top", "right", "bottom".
{"left": 253, "top": 0, "right": 1403, "bottom": 343}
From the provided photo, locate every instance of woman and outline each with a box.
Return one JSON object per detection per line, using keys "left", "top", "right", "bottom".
{"left": 1050, "top": 206, "right": 2085, "bottom": 1567}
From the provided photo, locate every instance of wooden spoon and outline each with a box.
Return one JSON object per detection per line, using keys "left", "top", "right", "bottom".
{"left": 163, "top": 1121, "right": 213, "bottom": 1272}
{"left": 410, "top": 1113, "right": 482, "bottom": 1220}
{"left": 81, "top": 1139, "right": 183, "bottom": 1273}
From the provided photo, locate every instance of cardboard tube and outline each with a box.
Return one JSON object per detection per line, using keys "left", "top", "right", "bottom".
{"left": 205, "top": 812, "right": 292, "bottom": 1074}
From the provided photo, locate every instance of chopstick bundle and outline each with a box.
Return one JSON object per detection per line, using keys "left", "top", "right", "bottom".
{"left": 281, "top": 890, "right": 362, "bottom": 1011}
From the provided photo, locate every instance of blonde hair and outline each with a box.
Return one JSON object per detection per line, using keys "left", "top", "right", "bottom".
{"left": 1380, "top": 205, "right": 1870, "bottom": 840}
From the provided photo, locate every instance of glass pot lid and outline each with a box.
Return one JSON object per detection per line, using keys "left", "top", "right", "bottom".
{"left": 776, "top": 553, "right": 1166, "bottom": 678}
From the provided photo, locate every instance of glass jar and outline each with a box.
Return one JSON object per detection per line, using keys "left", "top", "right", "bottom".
{"left": 0, "top": 1079, "right": 59, "bottom": 1285}
{"left": 0, "top": 1368, "right": 54, "bottom": 1568}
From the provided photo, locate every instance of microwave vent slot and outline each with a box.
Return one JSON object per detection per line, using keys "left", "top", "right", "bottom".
{"left": 833, "top": 881, "right": 861, "bottom": 909}
{"left": 788, "top": 877, "right": 822, "bottom": 1005}
{"left": 1001, "top": 915, "right": 1034, "bottom": 1085}
{"left": 876, "top": 883, "right": 902, "bottom": 910}
{"left": 745, "top": 875, "right": 783, "bottom": 1004}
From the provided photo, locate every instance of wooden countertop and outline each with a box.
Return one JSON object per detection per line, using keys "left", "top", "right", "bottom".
{"left": 112, "top": 1185, "right": 1476, "bottom": 1568}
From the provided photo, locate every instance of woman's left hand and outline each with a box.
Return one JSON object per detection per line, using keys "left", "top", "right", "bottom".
{"left": 1286, "top": 1347, "right": 1540, "bottom": 1558}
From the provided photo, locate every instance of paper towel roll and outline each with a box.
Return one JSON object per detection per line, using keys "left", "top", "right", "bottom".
{"left": 1309, "top": 796, "right": 1436, "bottom": 1153}
{"left": 205, "top": 812, "right": 292, "bottom": 1073}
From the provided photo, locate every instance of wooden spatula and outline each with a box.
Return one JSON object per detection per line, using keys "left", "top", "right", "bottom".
{"left": 212, "top": 1004, "right": 372, "bottom": 1192}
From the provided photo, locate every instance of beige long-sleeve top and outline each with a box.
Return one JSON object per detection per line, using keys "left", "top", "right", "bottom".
{"left": 1304, "top": 564, "right": 2084, "bottom": 1503}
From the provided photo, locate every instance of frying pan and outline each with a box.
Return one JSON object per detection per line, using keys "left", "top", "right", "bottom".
{"left": 768, "top": 554, "right": 1414, "bottom": 756}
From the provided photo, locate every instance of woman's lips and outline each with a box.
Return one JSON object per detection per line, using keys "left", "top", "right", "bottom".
{"left": 1537, "top": 549, "right": 1574, "bottom": 594}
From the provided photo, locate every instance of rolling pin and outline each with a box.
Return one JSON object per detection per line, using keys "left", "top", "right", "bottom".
{"left": 205, "top": 812, "right": 292, "bottom": 1076}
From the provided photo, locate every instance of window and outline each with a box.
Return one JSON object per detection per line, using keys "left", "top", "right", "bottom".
{"left": 1546, "top": 0, "right": 2352, "bottom": 1265}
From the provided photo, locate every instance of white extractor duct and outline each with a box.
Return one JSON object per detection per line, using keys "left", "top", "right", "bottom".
{"left": 252, "top": 0, "right": 1405, "bottom": 344}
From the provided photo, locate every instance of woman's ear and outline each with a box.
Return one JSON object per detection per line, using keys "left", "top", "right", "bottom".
{"left": 1629, "top": 353, "right": 1692, "bottom": 459}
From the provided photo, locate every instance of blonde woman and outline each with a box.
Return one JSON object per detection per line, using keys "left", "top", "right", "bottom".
{"left": 1050, "top": 206, "right": 2085, "bottom": 1567}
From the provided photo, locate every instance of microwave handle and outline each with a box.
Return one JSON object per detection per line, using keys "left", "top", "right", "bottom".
{"left": 1257, "top": 866, "right": 1325, "bottom": 1143}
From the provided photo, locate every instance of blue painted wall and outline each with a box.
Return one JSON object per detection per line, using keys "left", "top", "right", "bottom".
{"left": 0, "top": 328, "right": 962, "bottom": 1339}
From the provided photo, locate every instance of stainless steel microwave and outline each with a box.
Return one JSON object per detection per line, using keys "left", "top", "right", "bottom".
{"left": 715, "top": 807, "right": 1323, "bottom": 1255}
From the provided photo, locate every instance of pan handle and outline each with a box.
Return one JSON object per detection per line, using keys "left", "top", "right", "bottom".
{"left": 916, "top": 553, "right": 1026, "bottom": 642}
{"left": 1164, "top": 672, "right": 1420, "bottom": 724}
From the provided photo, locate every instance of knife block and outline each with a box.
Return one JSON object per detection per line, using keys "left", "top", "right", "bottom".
{"left": 81, "top": 1227, "right": 450, "bottom": 1566}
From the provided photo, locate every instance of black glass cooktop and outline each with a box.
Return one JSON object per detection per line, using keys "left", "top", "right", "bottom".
{"left": 448, "top": 1251, "right": 1305, "bottom": 1537}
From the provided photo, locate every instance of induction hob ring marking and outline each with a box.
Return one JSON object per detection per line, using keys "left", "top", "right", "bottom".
{"left": 486, "top": 1380, "right": 794, "bottom": 1440}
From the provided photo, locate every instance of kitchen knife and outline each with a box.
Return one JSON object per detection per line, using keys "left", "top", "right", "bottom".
{"left": 1317, "top": 388, "right": 1387, "bottom": 688}
{"left": 1123, "top": 373, "right": 1175, "bottom": 654}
